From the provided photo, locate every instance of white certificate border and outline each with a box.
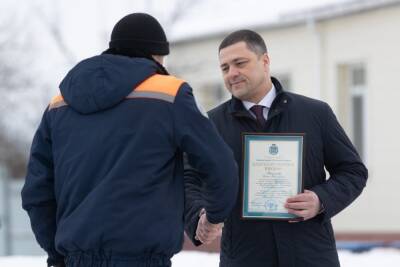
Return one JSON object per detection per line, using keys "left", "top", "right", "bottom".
{"left": 242, "top": 134, "right": 304, "bottom": 220}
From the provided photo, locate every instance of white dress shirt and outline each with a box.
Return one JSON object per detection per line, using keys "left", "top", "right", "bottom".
{"left": 242, "top": 84, "right": 276, "bottom": 120}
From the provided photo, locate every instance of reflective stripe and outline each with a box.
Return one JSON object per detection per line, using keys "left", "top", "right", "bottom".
{"left": 47, "top": 74, "right": 185, "bottom": 110}
{"left": 126, "top": 91, "right": 175, "bottom": 103}
{"left": 50, "top": 95, "right": 64, "bottom": 103}
{"left": 49, "top": 100, "right": 67, "bottom": 110}
{"left": 49, "top": 94, "right": 68, "bottom": 110}
{"left": 135, "top": 74, "right": 184, "bottom": 97}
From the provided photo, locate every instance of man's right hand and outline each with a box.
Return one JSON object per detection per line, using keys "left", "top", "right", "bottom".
{"left": 195, "top": 211, "right": 223, "bottom": 245}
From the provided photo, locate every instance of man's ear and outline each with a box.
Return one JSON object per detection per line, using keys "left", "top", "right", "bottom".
{"left": 262, "top": 53, "right": 270, "bottom": 67}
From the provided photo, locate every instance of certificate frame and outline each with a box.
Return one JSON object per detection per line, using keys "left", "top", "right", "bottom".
{"left": 241, "top": 133, "right": 305, "bottom": 220}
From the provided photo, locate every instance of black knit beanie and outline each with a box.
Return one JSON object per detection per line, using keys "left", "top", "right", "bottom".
{"left": 108, "top": 13, "right": 169, "bottom": 56}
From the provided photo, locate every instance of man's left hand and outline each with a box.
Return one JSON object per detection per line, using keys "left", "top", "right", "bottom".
{"left": 195, "top": 212, "right": 223, "bottom": 245}
{"left": 285, "top": 190, "right": 321, "bottom": 221}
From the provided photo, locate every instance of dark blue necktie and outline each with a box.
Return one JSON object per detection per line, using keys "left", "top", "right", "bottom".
{"left": 250, "top": 105, "right": 267, "bottom": 129}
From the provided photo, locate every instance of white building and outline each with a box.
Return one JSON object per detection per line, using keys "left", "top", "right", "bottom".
{"left": 169, "top": 0, "right": 400, "bottom": 239}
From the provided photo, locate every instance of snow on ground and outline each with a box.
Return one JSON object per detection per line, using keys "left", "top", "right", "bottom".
{"left": 1, "top": 249, "right": 400, "bottom": 267}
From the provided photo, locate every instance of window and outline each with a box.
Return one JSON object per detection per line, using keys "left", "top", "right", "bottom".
{"left": 337, "top": 64, "right": 367, "bottom": 159}
{"left": 198, "top": 83, "right": 227, "bottom": 111}
{"left": 349, "top": 65, "right": 366, "bottom": 158}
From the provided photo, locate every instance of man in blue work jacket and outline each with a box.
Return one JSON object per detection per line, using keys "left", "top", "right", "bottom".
{"left": 21, "top": 13, "right": 238, "bottom": 267}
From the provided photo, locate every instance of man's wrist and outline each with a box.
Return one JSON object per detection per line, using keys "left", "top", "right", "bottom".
{"left": 199, "top": 208, "right": 206, "bottom": 217}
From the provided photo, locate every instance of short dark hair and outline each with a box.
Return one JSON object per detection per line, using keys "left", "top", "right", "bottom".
{"left": 219, "top": 29, "right": 267, "bottom": 56}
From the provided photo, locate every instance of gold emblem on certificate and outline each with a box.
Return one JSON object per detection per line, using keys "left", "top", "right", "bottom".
{"left": 241, "top": 133, "right": 304, "bottom": 220}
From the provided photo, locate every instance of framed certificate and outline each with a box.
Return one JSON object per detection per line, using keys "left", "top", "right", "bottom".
{"left": 241, "top": 133, "right": 305, "bottom": 220}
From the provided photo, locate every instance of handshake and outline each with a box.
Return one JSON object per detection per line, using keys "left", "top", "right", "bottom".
{"left": 194, "top": 209, "right": 224, "bottom": 245}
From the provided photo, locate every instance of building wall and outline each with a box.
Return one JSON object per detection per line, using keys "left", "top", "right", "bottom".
{"left": 169, "top": 4, "right": 400, "bottom": 233}
{"left": 320, "top": 4, "right": 400, "bottom": 232}
{"left": 168, "top": 37, "right": 231, "bottom": 109}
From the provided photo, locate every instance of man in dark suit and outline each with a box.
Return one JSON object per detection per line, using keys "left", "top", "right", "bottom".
{"left": 184, "top": 29, "right": 368, "bottom": 267}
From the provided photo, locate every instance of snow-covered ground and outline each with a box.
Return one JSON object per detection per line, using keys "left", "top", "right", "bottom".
{"left": 1, "top": 249, "right": 400, "bottom": 267}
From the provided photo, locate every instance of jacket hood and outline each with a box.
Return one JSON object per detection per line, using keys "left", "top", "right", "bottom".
{"left": 59, "top": 54, "right": 158, "bottom": 114}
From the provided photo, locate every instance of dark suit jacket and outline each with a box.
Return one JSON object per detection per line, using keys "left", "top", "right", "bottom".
{"left": 184, "top": 77, "right": 368, "bottom": 267}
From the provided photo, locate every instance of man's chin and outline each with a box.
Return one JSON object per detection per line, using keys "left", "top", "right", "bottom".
{"left": 232, "top": 91, "right": 247, "bottom": 100}
{"left": 231, "top": 84, "right": 245, "bottom": 92}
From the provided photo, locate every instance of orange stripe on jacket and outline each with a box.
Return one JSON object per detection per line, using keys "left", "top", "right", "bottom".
{"left": 50, "top": 94, "right": 64, "bottom": 104}
{"left": 49, "top": 94, "right": 67, "bottom": 110}
{"left": 135, "top": 74, "right": 185, "bottom": 97}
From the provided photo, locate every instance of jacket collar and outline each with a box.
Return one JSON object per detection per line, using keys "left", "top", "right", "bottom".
{"left": 228, "top": 76, "right": 290, "bottom": 118}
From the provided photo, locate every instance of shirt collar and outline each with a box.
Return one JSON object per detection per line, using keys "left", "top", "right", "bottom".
{"left": 241, "top": 84, "right": 276, "bottom": 111}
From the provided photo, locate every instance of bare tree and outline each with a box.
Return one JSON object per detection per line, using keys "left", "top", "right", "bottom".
{"left": 29, "top": 0, "right": 77, "bottom": 65}
{"left": 0, "top": 13, "right": 35, "bottom": 178}
{"left": 151, "top": 0, "right": 198, "bottom": 31}
{"left": 0, "top": 1, "right": 59, "bottom": 178}
{"left": 28, "top": 0, "right": 198, "bottom": 66}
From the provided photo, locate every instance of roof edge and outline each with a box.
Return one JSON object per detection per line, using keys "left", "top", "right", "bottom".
{"left": 171, "top": 0, "right": 400, "bottom": 45}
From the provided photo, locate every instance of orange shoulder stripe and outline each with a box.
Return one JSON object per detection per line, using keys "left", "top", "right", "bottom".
{"left": 135, "top": 74, "right": 185, "bottom": 97}
{"left": 50, "top": 94, "right": 64, "bottom": 104}
{"left": 49, "top": 94, "right": 67, "bottom": 110}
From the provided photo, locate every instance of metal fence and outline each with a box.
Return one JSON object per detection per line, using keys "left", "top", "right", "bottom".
{"left": 0, "top": 171, "right": 43, "bottom": 256}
